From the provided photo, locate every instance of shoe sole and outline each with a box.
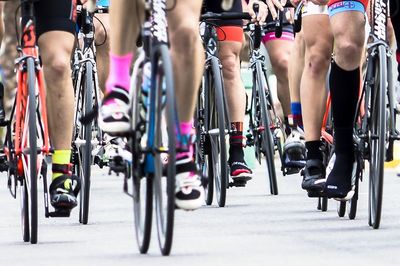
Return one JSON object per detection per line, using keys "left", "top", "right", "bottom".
{"left": 98, "top": 119, "right": 130, "bottom": 136}
{"left": 175, "top": 197, "right": 204, "bottom": 211}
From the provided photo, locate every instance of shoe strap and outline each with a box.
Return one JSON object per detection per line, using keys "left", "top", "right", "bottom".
{"left": 103, "top": 86, "right": 130, "bottom": 105}
{"left": 50, "top": 173, "right": 81, "bottom": 197}
{"left": 176, "top": 158, "right": 197, "bottom": 174}
{"left": 52, "top": 163, "right": 73, "bottom": 175}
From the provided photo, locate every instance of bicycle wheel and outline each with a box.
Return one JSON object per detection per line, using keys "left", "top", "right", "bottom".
{"left": 207, "top": 57, "right": 228, "bottom": 207}
{"left": 78, "top": 61, "right": 94, "bottom": 225}
{"left": 131, "top": 56, "right": 152, "bottom": 254}
{"left": 153, "top": 45, "right": 176, "bottom": 255}
{"left": 337, "top": 201, "right": 346, "bottom": 217}
{"left": 255, "top": 62, "right": 278, "bottom": 195}
{"left": 195, "top": 88, "right": 213, "bottom": 205}
{"left": 348, "top": 169, "right": 359, "bottom": 220}
{"left": 25, "top": 57, "right": 38, "bottom": 244}
{"left": 368, "top": 45, "right": 387, "bottom": 229}
{"left": 20, "top": 179, "right": 30, "bottom": 242}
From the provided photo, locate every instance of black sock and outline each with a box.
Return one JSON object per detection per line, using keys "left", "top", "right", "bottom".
{"left": 229, "top": 122, "right": 245, "bottom": 164}
{"left": 325, "top": 62, "right": 358, "bottom": 197}
{"left": 329, "top": 61, "right": 359, "bottom": 128}
{"left": 305, "top": 140, "right": 323, "bottom": 161}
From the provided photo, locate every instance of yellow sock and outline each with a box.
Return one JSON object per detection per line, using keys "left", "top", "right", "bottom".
{"left": 52, "top": 150, "right": 71, "bottom": 180}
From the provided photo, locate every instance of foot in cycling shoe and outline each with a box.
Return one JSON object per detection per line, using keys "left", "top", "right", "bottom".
{"left": 175, "top": 156, "right": 204, "bottom": 211}
{"left": 229, "top": 159, "right": 253, "bottom": 183}
{"left": 99, "top": 86, "right": 130, "bottom": 135}
{"left": 49, "top": 174, "right": 81, "bottom": 210}
{"left": 283, "top": 127, "right": 306, "bottom": 169}
{"left": 324, "top": 152, "right": 356, "bottom": 200}
{"left": 301, "top": 159, "right": 326, "bottom": 197}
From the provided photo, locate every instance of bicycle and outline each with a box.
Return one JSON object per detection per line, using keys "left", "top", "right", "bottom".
{"left": 348, "top": 0, "right": 398, "bottom": 228}
{"left": 71, "top": 5, "right": 108, "bottom": 225}
{"left": 0, "top": 0, "right": 79, "bottom": 244}
{"left": 196, "top": 12, "right": 234, "bottom": 208}
{"left": 124, "top": 0, "right": 179, "bottom": 255}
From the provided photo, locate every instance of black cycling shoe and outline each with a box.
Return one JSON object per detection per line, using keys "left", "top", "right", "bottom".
{"left": 323, "top": 153, "right": 356, "bottom": 201}
{"left": 49, "top": 174, "right": 81, "bottom": 210}
{"left": 301, "top": 159, "right": 326, "bottom": 197}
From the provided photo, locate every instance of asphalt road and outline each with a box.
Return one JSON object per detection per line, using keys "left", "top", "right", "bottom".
{"left": 1, "top": 160, "right": 400, "bottom": 266}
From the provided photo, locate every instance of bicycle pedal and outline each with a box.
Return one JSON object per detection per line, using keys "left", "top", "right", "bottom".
{"left": 307, "top": 190, "right": 325, "bottom": 198}
{"left": 283, "top": 167, "right": 302, "bottom": 175}
{"left": 229, "top": 180, "right": 247, "bottom": 188}
{"left": 48, "top": 209, "right": 71, "bottom": 218}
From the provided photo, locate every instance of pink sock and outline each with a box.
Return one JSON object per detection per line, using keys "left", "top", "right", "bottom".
{"left": 106, "top": 53, "right": 133, "bottom": 95}
{"left": 177, "top": 121, "right": 194, "bottom": 160}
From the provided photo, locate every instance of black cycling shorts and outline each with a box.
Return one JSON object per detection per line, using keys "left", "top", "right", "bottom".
{"left": 202, "top": 0, "right": 243, "bottom": 27}
{"left": 34, "top": 0, "right": 77, "bottom": 38}
{"left": 263, "top": 9, "right": 294, "bottom": 42}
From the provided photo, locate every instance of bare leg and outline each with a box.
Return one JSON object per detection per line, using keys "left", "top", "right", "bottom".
{"left": 93, "top": 13, "right": 110, "bottom": 92}
{"left": 301, "top": 15, "right": 332, "bottom": 142}
{"left": 39, "top": 32, "right": 75, "bottom": 150}
{"left": 265, "top": 40, "right": 293, "bottom": 119}
{"left": 220, "top": 41, "right": 246, "bottom": 123}
{"left": 168, "top": 0, "right": 204, "bottom": 122}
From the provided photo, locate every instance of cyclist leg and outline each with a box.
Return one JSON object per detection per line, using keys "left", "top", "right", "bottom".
{"left": 288, "top": 30, "right": 305, "bottom": 129}
{"left": 99, "top": 0, "right": 144, "bottom": 134}
{"left": 208, "top": 0, "right": 253, "bottom": 182}
{"left": 324, "top": 0, "right": 366, "bottom": 199}
{"left": 93, "top": 12, "right": 110, "bottom": 92}
{"left": 299, "top": 4, "right": 333, "bottom": 195}
{"left": 35, "top": 0, "right": 80, "bottom": 210}
{"left": 168, "top": 0, "right": 205, "bottom": 210}
{"left": 263, "top": 24, "right": 293, "bottom": 131}
{"left": 286, "top": 32, "right": 307, "bottom": 169}
{"left": 264, "top": 17, "right": 307, "bottom": 169}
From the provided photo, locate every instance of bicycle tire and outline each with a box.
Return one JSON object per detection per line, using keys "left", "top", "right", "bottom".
{"left": 338, "top": 201, "right": 346, "bottom": 217}
{"left": 195, "top": 90, "right": 213, "bottom": 205}
{"left": 205, "top": 154, "right": 214, "bottom": 205}
{"left": 208, "top": 57, "right": 228, "bottom": 207}
{"left": 368, "top": 45, "right": 387, "bottom": 229}
{"left": 78, "top": 61, "right": 94, "bottom": 225}
{"left": 153, "top": 45, "right": 176, "bottom": 256}
{"left": 255, "top": 62, "right": 278, "bottom": 195}
{"left": 131, "top": 56, "right": 152, "bottom": 254}
{"left": 21, "top": 179, "right": 30, "bottom": 242}
{"left": 348, "top": 170, "right": 359, "bottom": 220}
{"left": 26, "top": 57, "right": 38, "bottom": 244}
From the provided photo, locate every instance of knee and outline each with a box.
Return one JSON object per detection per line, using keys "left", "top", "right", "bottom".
{"left": 335, "top": 39, "right": 364, "bottom": 63}
{"left": 305, "top": 49, "right": 331, "bottom": 78}
{"left": 94, "top": 18, "right": 110, "bottom": 47}
{"left": 272, "top": 54, "right": 290, "bottom": 78}
{"left": 220, "top": 52, "right": 239, "bottom": 81}
{"left": 170, "top": 24, "right": 200, "bottom": 56}
{"left": 42, "top": 51, "right": 71, "bottom": 81}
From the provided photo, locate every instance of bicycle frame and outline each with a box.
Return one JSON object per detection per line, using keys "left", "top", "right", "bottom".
{"left": 72, "top": 6, "right": 103, "bottom": 153}
{"left": 142, "top": 0, "right": 172, "bottom": 175}
{"left": 3, "top": 1, "right": 51, "bottom": 196}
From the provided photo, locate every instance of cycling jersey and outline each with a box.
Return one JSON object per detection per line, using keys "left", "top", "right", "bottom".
{"left": 34, "top": 0, "right": 77, "bottom": 38}
{"left": 202, "top": 0, "right": 243, "bottom": 42}
{"left": 97, "top": 0, "right": 109, "bottom": 7}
